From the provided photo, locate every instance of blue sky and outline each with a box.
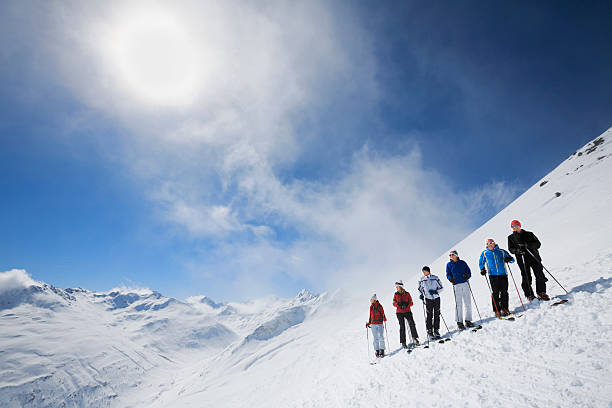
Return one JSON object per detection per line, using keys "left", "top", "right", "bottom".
{"left": 1, "top": 1, "right": 610, "bottom": 301}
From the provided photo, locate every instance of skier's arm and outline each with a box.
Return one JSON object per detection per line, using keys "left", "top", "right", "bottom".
{"left": 446, "top": 263, "right": 452, "bottom": 280}
{"left": 508, "top": 236, "right": 516, "bottom": 254}
{"left": 464, "top": 261, "right": 471, "bottom": 279}
{"left": 436, "top": 277, "right": 443, "bottom": 292}
{"left": 393, "top": 293, "right": 399, "bottom": 308}
{"left": 502, "top": 249, "right": 514, "bottom": 263}
{"left": 478, "top": 251, "right": 486, "bottom": 270}
{"left": 528, "top": 232, "right": 541, "bottom": 250}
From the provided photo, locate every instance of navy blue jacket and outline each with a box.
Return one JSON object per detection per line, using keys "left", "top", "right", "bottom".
{"left": 446, "top": 258, "right": 471, "bottom": 285}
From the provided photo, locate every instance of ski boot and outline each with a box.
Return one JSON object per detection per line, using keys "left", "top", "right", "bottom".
{"left": 380, "top": 350, "right": 385, "bottom": 357}
{"left": 495, "top": 311, "right": 501, "bottom": 318}
{"left": 433, "top": 330, "right": 441, "bottom": 340}
{"left": 537, "top": 292, "right": 550, "bottom": 301}
{"left": 501, "top": 308, "right": 510, "bottom": 316}
{"left": 465, "top": 320, "right": 474, "bottom": 328}
{"left": 457, "top": 322, "right": 466, "bottom": 330}
{"left": 401, "top": 342, "right": 408, "bottom": 349}
{"left": 527, "top": 294, "right": 536, "bottom": 302}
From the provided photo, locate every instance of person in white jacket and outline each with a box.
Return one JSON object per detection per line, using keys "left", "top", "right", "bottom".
{"left": 418, "top": 266, "right": 444, "bottom": 340}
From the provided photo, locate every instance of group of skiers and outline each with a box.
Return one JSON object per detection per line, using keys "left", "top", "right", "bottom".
{"left": 366, "top": 219, "right": 550, "bottom": 358}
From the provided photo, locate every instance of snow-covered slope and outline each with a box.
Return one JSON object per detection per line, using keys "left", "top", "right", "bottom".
{"left": 1, "top": 128, "right": 611, "bottom": 407}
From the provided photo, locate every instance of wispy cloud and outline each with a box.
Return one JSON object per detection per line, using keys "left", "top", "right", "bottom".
{"left": 1, "top": 0, "right": 521, "bottom": 298}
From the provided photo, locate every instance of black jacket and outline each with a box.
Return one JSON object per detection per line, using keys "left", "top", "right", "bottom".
{"left": 508, "top": 230, "right": 542, "bottom": 261}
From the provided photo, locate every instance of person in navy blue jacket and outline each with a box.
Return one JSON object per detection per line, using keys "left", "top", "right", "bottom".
{"left": 479, "top": 239, "right": 514, "bottom": 317}
{"left": 446, "top": 250, "right": 473, "bottom": 330}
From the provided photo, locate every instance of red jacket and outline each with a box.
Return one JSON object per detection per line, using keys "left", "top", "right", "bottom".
{"left": 368, "top": 301, "right": 387, "bottom": 325}
{"left": 393, "top": 290, "right": 413, "bottom": 313}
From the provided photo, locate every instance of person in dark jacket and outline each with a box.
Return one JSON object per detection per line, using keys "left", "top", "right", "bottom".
{"left": 446, "top": 250, "right": 473, "bottom": 329}
{"left": 479, "top": 239, "right": 514, "bottom": 316}
{"left": 393, "top": 280, "right": 419, "bottom": 348}
{"left": 507, "top": 220, "right": 549, "bottom": 301}
{"left": 366, "top": 294, "right": 387, "bottom": 357}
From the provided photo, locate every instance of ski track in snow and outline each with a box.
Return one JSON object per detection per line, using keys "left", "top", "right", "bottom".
{"left": 1, "top": 130, "right": 612, "bottom": 407}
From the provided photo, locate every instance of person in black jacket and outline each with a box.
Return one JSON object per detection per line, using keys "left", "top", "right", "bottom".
{"left": 507, "top": 220, "right": 549, "bottom": 301}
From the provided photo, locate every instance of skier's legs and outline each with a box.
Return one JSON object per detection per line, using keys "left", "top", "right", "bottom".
{"left": 500, "top": 275, "right": 509, "bottom": 310}
{"left": 396, "top": 313, "right": 407, "bottom": 344}
{"left": 460, "top": 283, "right": 472, "bottom": 321}
{"left": 371, "top": 324, "right": 384, "bottom": 350}
{"left": 490, "top": 275, "right": 501, "bottom": 312}
{"left": 518, "top": 258, "right": 534, "bottom": 297}
{"left": 530, "top": 260, "right": 547, "bottom": 294}
{"left": 432, "top": 297, "right": 441, "bottom": 331}
{"left": 425, "top": 298, "right": 434, "bottom": 331}
{"left": 406, "top": 311, "right": 419, "bottom": 340}
{"left": 454, "top": 285, "right": 464, "bottom": 322}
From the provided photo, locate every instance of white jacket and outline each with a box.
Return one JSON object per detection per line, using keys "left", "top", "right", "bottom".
{"left": 418, "top": 274, "right": 444, "bottom": 300}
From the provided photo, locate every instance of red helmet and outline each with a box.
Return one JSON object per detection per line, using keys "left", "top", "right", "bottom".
{"left": 510, "top": 219, "right": 521, "bottom": 228}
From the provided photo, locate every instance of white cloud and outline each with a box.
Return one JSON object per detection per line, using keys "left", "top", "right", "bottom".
{"left": 0, "top": 269, "right": 41, "bottom": 294}
{"left": 0, "top": 1, "right": 520, "bottom": 298}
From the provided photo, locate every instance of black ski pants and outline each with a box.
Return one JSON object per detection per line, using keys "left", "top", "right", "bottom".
{"left": 517, "top": 256, "right": 547, "bottom": 297}
{"left": 489, "top": 275, "right": 509, "bottom": 312}
{"left": 425, "top": 297, "right": 440, "bottom": 332}
{"left": 397, "top": 312, "right": 419, "bottom": 344}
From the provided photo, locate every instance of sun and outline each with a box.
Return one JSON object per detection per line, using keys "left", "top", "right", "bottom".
{"left": 100, "top": 8, "right": 202, "bottom": 108}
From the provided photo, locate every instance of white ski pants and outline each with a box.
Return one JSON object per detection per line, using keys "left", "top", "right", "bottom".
{"left": 453, "top": 282, "right": 472, "bottom": 323}
{"left": 370, "top": 324, "right": 385, "bottom": 350}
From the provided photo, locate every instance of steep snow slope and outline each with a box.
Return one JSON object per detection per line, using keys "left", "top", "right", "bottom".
{"left": 1, "top": 128, "right": 611, "bottom": 407}
{"left": 138, "top": 128, "right": 612, "bottom": 407}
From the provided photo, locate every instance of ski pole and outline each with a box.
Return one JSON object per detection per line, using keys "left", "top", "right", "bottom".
{"left": 420, "top": 297, "right": 430, "bottom": 348}
{"left": 525, "top": 248, "right": 569, "bottom": 295}
{"left": 452, "top": 283, "right": 460, "bottom": 325}
{"left": 482, "top": 257, "right": 501, "bottom": 317}
{"left": 366, "top": 326, "right": 371, "bottom": 360}
{"left": 439, "top": 311, "right": 452, "bottom": 341}
{"left": 466, "top": 280, "right": 483, "bottom": 324}
{"left": 505, "top": 262, "right": 527, "bottom": 313}
{"left": 384, "top": 321, "right": 390, "bottom": 351}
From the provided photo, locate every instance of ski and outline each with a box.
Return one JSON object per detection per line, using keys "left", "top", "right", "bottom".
{"left": 551, "top": 299, "right": 569, "bottom": 306}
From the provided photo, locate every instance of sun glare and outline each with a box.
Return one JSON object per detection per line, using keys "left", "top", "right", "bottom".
{"left": 102, "top": 9, "right": 202, "bottom": 108}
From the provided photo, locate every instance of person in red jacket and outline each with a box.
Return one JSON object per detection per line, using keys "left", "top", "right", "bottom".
{"left": 393, "top": 280, "right": 420, "bottom": 348}
{"left": 366, "top": 294, "right": 387, "bottom": 357}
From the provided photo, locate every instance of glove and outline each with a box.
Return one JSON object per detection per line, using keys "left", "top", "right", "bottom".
{"left": 480, "top": 268, "right": 487, "bottom": 276}
{"left": 449, "top": 277, "right": 455, "bottom": 284}
{"left": 428, "top": 289, "right": 438, "bottom": 295}
{"left": 503, "top": 256, "right": 513, "bottom": 263}
{"left": 366, "top": 322, "right": 370, "bottom": 328}
{"left": 517, "top": 243, "right": 526, "bottom": 248}
{"left": 516, "top": 248, "right": 525, "bottom": 255}
{"left": 419, "top": 294, "right": 424, "bottom": 300}
{"left": 463, "top": 273, "right": 469, "bottom": 279}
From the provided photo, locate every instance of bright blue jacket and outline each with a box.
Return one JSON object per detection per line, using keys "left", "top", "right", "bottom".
{"left": 478, "top": 245, "right": 514, "bottom": 276}
{"left": 446, "top": 258, "right": 471, "bottom": 284}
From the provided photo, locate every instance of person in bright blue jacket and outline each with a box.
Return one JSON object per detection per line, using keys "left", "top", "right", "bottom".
{"left": 479, "top": 239, "right": 514, "bottom": 317}
{"left": 446, "top": 250, "right": 473, "bottom": 329}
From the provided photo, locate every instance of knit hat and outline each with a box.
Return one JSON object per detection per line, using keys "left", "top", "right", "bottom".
{"left": 511, "top": 219, "right": 521, "bottom": 228}
{"left": 449, "top": 250, "right": 458, "bottom": 257}
{"left": 394, "top": 280, "right": 404, "bottom": 287}
{"left": 371, "top": 294, "right": 377, "bottom": 301}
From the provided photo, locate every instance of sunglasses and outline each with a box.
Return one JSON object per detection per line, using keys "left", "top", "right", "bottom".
{"left": 511, "top": 224, "right": 520, "bottom": 228}
{"left": 486, "top": 242, "right": 495, "bottom": 245}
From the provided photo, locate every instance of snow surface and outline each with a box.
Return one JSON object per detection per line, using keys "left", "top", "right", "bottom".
{"left": 1, "top": 128, "right": 612, "bottom": 407}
